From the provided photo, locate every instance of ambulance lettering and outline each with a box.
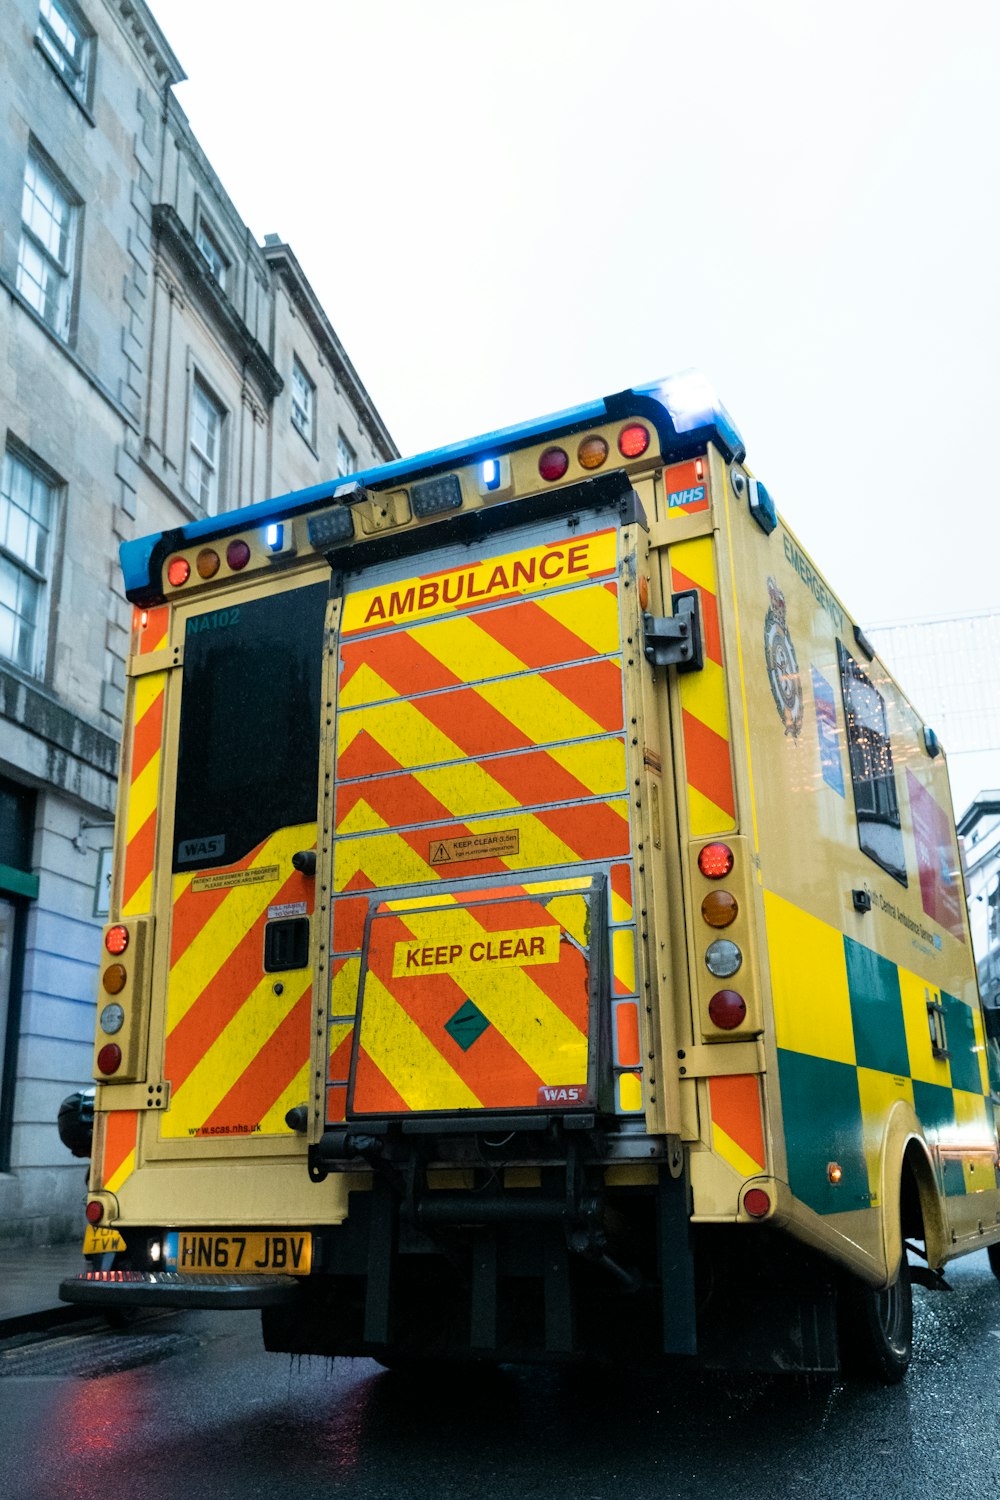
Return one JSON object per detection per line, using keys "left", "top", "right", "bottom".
{"left": 362, "top": 540, "right": 593, "bottom": 625}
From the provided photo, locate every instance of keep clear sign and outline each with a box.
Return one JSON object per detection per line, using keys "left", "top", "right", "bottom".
{"left": 393, "top": 925, "right": 561, "bottom": 977}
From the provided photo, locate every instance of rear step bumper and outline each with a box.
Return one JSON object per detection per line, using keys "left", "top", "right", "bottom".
{"left": 60, "top": 1271, "right": 302, "bottom": 1309}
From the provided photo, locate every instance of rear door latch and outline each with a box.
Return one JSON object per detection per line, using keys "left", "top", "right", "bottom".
{"left": 643, "top": 589, "right": 703, "bottom": 673}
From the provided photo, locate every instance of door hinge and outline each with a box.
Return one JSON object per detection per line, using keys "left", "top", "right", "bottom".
{"left": 643, "top": 589, "right": 703, "bottom": 672}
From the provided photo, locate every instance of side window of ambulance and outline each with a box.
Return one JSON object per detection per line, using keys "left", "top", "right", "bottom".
{"left": 173, "top": 582, "right": 329, "bottom": 872}
{"left": 837, "top": 640, "right": 908, "bottom": 887}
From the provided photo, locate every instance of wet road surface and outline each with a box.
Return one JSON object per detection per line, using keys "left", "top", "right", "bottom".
{"left": 2, "top": 1251, "right": 999, "bottom": 1500}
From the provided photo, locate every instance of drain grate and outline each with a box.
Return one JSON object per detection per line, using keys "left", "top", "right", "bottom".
{"left": 0, "top": 1328, "right": 194, "bottom": 1379}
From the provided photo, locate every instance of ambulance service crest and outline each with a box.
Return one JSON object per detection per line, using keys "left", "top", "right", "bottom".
{"left": 763, "top": 578, "right": 803, "bottom": 737}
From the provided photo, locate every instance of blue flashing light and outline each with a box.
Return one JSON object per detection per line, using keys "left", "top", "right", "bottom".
{"left": 481, "top": 458, "right": 501, "bottom": 491}
{"left": 265, "top": 522, "right": 284, "bottom": 551}
{"left": 636, "top": 370, "right": 745, "bottom": 463}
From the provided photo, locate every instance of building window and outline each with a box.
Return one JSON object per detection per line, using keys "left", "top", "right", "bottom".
{"left": 0, "top": 448, "right": 55, "bottom": 675}
{"left": 36, "top": 0, "right": 92, "bottom": 102}
{"left": 291, "top": 359, "right": 315, "bottom": 443}
{"left": 336, "top": 432, "right": 356, "bottom": 478}
{"left": 186, "top": 379, "right": 226, "bottom": 513}
{"left": 195, "top": 217, "right": 229, "bottom": 290}
{"left": 17, "top": 150, "right": 78, "bottom": 341}
{"left": 838, "top": 640, "right": 907, "bottom": 886}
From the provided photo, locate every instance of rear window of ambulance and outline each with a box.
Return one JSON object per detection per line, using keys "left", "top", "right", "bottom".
{"left": 173, "top": 582, "right": 328, "bottom": 872}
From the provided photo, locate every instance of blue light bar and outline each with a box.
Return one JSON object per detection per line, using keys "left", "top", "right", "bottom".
{"left": 120, "top": 371, "right": 748, "bottom": 603}
{"left": 481, "top": 459, "right": 501, "bottom": 491}
{"left": 265, "top": 522, "right": 283, "bottom": 551}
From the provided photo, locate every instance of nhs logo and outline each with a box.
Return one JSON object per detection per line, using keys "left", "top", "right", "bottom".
{"left": 667, "top": 484, "right": 706, "bottom": 509}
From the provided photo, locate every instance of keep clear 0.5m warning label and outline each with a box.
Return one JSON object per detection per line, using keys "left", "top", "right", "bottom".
{"left": 429, "top": 830, "right": 519, "bottom": 865}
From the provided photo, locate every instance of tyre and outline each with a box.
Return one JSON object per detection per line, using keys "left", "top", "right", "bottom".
{"left": 839, "top": 1251, "right": 913, "bottom": 1384}
{"left": 988, "top": 1241, "right": 1000, "bottom": 1283}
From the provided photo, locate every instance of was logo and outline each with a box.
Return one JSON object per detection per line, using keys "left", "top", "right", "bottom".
{"left": 763, "top": 578, "right": 803, "bottom": 737}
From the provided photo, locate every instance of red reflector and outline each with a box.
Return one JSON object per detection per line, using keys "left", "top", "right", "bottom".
{"left": 226, "top": 539, "right": 251, "bottom": 571}
{"left": 105, "top": 925, "right": 129, "bottom": 956}
{"left": 85, "top": 1200, "right": 104, "bottom": 1225}
{"left": 618, "top": 423, "right": 650, "bottom": 458}
{"left": 538, "top": 446, "right": 569, "bottom": 482}
{"left": 167, "top": 556, "right": 190, "bottom": 587}
{"left": 708, "top": 989, "right": 747, "bottom": 1030}
{"left": 698, "top": 842, "right": 734, "bottom": 879}
{"left": 743, "top": 1188, "right": 770, "bottom": 1219}
{"left": 97, "top": 1043, "right": 122, "bottom": 1075}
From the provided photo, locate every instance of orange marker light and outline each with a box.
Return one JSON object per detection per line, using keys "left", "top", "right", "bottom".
{"left": 701, "top": 890, "right": 738, "bottom": 927}
{"left": 577, "top": 435, "right": 609, "bottom": 470}
{"left": 828, "top": 1162, "right": 843, "bottom": 1184}
{"left": 102, "top": 963, "right": 127, "bottom": 995}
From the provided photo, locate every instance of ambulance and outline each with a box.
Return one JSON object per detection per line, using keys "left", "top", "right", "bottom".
{"left": 61, "top": 372, "right": 1000, "bottom": 1381}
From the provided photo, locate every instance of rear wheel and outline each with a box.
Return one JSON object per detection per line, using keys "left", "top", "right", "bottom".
{"left": 839, "top": 1251, "right": 913, "bottom": 1384}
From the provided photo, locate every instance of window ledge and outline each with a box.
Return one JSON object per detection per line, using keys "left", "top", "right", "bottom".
{"left": 32, "top": 36, "right": 96, "bottom": 127}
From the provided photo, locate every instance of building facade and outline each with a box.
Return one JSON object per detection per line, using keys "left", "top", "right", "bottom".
{"left": 0, "top": 0, "right": 395, "bottom": 1243}
{"left": 959, "top": 793, "right": 1000, "bottom": 1021}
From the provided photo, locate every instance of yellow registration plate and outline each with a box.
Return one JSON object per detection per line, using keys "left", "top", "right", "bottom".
{"left": 165, "top": 1230, "right": 312, "bottom": 1275}
{"left": 83, "top": 1225, "right": 127, "bottom": 1255}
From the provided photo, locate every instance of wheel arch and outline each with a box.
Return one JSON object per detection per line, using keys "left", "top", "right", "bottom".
{"left": 878, "top": 1101, "right": 948, "bottom": 1279}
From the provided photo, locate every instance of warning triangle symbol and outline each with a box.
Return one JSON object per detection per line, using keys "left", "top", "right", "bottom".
{"left": 431, "top": 843, "right": 451, "bottom": 864}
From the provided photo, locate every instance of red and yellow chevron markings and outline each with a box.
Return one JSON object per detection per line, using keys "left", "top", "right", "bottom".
{"left": 350, "top": 887, "right": 593, "bottom": 1114}
{"left": 708, "top": 1074, "right": 766, "bottom": 1178}
{"left": 101, "top": 1109, "right": 139, "bottom": 1195}
{"left": 121, "top": 606, "right": 171, "bottom": 918}
{"left": 670, "top": 537, "right": 736, "bottom": 835}
{"left": 161, "top": 823, "right": 317, "bottom": 1139}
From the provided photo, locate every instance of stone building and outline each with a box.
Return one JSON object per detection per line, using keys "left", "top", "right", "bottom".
{"left": 0, "top": 0, "right": 395, "bottom": 1243}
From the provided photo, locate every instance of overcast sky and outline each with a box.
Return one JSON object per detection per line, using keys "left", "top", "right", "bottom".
{"left": 150, "top": 0, "right": 999, "bottom": 797}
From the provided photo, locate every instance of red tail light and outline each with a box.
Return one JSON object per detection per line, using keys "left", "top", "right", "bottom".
{"left": 97, "top": 1043, "right": 122, "bottom": 1075}
{"left": 743, "top": 1188, "right": 770, "bottom": 1219}
{"left": 698, "top": 842, "right": 734, "bottom": 879}
{"left": 85, "top": 1200, "right": 104, "bottom": 1224}
{"left": 618, "top": 423, "right": 650, "bottom": 458}
{"left": 167, "top": 557, "right": 190, "bottom": 587}
{"left": 538, "top": 446, "right": 569, "bottom": 482}
{"left": 105, "top": 925, "right": 129, "bottom": 956}
{"left": 708, "top": 989, "right": 746, "bottom": 1030}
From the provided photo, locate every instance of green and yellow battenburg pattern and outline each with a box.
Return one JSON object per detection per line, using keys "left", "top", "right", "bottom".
{"left": 766, "top": 889, "right": 999, "bottom": 1216}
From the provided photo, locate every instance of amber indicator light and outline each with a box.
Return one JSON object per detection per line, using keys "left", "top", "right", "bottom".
{"left": 577, "top": 435, "right": 609, "bottom": 470}
{"left": 167, "top": 557, "right": 190, "bottom": 587}
{"left": 102, "top": 963, "right": 127, "bottom": 995}
{"left": 105, "top": 925, "right": 129, "bottom": 956}
{"left": 828, "top": 1162, "right": 843, "bottom": 1184}
{"left": 197, "top": 548, "right": 220, "bottom": 579}
{"left": 701, "top": 890, "right": 738, "bottom": 928}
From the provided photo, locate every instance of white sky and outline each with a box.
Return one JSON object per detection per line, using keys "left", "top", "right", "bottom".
{"left": 151, "top": 0, "right": 999, "bottom": 799}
